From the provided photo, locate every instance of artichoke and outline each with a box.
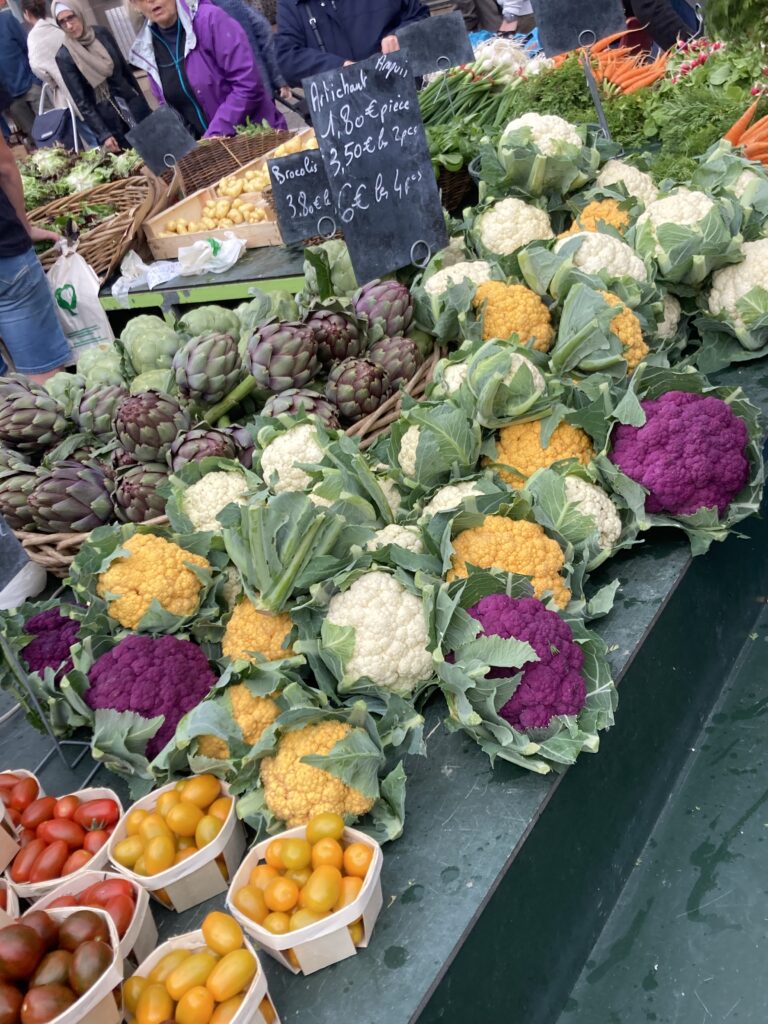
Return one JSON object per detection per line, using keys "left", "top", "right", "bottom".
{"left": 304, "top": 309, "right": 365, "bottom": 367}
{"left": 368, "top": 336, "right": 423, "bottom": 388}
{"left": 326, "top": 358, "right": 392, "bottom": 422}
{"left": 169, "top": 426, "right": 252, "bottom": 472}
{"left": 0, "top": 448, "right": 37, "bottom": 530}
{"left": 114, "top": 390, "right": 192, "bottom": 463}
{"left": 43, "top": 372, "right": 86, "bottom": 415}
{"left": 352, "top": 280, "right": 413, "bottom": 342}
{"left": 114, "top": 462, "right": 169, "bottom": 523}
{"left": 220, "top": 425, "right": 255, "bottom": 470}
{"left": 111, "top": 447, "right": 140, "bottom": 474}
{"left": 0, "top": 377, "right": 71, "bottom": 452}
{"left": 73, "top": 383, "right": 129, "bottom": 437}
{"left": 173, "top": 331, "right": 242, "bottom": 405}
{"left": 262, "top": 388, "right": 340, "bottom": 429}
{"left": 247, "top": 322, "right": 319, "bottom": 392}
{"left": 28, "top": 460, "right": 113, "bottom": 533}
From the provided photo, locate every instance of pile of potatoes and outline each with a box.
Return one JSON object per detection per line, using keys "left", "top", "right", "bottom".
{"left": 161, "top": 197, "right": 270, "bottom": 236}
{"left": 217, "top": 133, "right": 319, "bottom": 198}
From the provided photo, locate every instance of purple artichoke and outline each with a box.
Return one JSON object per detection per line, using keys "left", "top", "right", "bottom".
{"left": 247, "top": 322, "right": 319, "bottom": 392}
{"left": 114, "top": 462, "right": 169, "bottom": 523}
{"left": 368, "top": 336, "right": 423, "bottom": 388}
{"left": 169, "top": 426, "right": 252, "bottom": 472}
{"left": 173, "top": 331, "right": 243, "bottom": 405}
{"left": 352, "top": 279, "right": 414, "bottom": 342}
{"left": 0, "top": 377, "right": 71, "bottom": 452}
{"left": 304, "top": 309, "right": 365, "bottom": 368}
{"left": 262, "top": 388, "right": 340, "bottom": 429}
{"left": 28, "top": 460, "right": 114, "bottom": 533}
{"left": 0, "top": 447, "right": 37, "bottom": 530}
{"left": 114, "top": 391, "right": 192, "bottom": 463}
{"left": 325, "top": 357, "right": 392, "bottom": 422}
{"left": 73, "top": 383, "right": 129, "bottom": 437}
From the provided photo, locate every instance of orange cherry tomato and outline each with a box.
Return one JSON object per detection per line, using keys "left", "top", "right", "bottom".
{"left": 348, "top": 919, "right": 364, "bottom": 945}
{"left": 144, "top": 835, "right": 176, "bottom": 875}
{"left": 289, "top": 908, "right": 326, "bottom": 931}
{"left": 166, "top": 802, "right": 204, "bottom": 838}
{"left": 177, "top": 835, "right": 197, "bottom": 851}
{"left": 264, "top": 876, "right": 299, "bottom": 914}
{"left": 155, "top": 791, "right": 181, "bottom": 818}
{"left": 311, "top": 837, "right": 343, "bottom": 871}
{"left": 205, "top": 950, "right": 256, "bottom": 1003}
{"left": 175, "top": 849, "right": 198, "bottom": 865}
{"left": 166, "top": 951, "right": 218, "bottom": 1001}
{"left": 305, "top": 812, "right": 344, "bottom": 845}
{"left": 300, "top": 865, "right": 342, "bottom": 914}
{"left": 148, "top": 949, "right": 192, "bottom": 984}
{"left": 233, "top": 886, "right": 267, "bottom": 925}
{"left": 248, "top": 865, "right": 278, "bottom": 892}
{"left": 135, "top": 983, "right": 174, "bottom": 1024}
{"left": 209, "top": 996, "right": 243, "bottom": 1024}
{"left": 334, "top": 875, "right": 363, "bottom": 911}
{"left": 284, "top": 867, "right": 311, "bottom": 888}
{"left": 262, "top": 912, "right": 290, "bottom": 936}
{"left": 201, "top": 912, "right": 243, "bottom": 956}
{"left": 123, "top": 975, "right": 149, "bottom": 1015}
{"left": 175, "top": 985, "right": 215, "bottom": 1024}
{"left": 194, "top": 815, "right": 222, "bottom": 849}
{"left": 259, "top": 997, "right": 276, "bottom": 1024}
{"left": 208, "top": 798, "right": 232, "bottom": 824}
{"left": 264, "top": 839, "right": 285, "bottom": 870}
{"left": 139, "top": 813, "right": 172, "bottom": 843}
{"left": 342, "top": 842, "right": 373, "bottom": 879}
{"left": 180, "top": 775, "right": 221, "bottom": 810}
{"left": 112, "top": 835, "right": 144, "bottom": 869}
{"left": 280, "top": 838, "right": 311, "bottom": 871}
{"left": 125, "top": 808, "right": 149, "bottom": 836}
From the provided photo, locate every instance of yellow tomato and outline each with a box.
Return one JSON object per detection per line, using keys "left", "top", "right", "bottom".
{"left": 259, "top": 998, "right": 276, "bottom": 1024}
{"left": 175, "top": 780, "right": 188, "bottom": 793}
{"left": 139, "top": 813, "right": 173, "bottom": 843}
{"left": 175, "top": 848, "right": 198, "bottom": 865}
{"left": 280, "top": 838, "right": 311, "bottom": 871}
{"left": 348, "top": 919, "right": 364, "bottom": 945}
{"left": 334, "top": 875, "right": 363, "bottom": 911}
{"left": 206, "top": 950, "right": 257, "bottom": 1003}
{"left": 175, "top": 986, "right": 215, "bottom": 1024}
{"left": 144, "top": 835, "right": 176, "bottom": 875}
{"left": 113, "top": 835, "right": 144, "bottom": 869}
{"left": 209, "top": 996, "right": 243, "bottom": 1024}
{"left": 195, "top": 815, "right": 222, "bottom": 849}
{"left": 343, "top": 842, "right": 373, "bottom": 879}
{"left": 182, "top": 775, "right": 221, "bottom": 810}
{"left": 202, "top": 912, "right": 243, "bottom": 956}
{"left": 216, "top": 854, "right": 229, "bottom": 881}
{"left": 264, "top": 876, "right": 299, "bottom": 914}
{"left": 311, "top": 838, "right": 343, "bottom": 871}
{"left": 264, "top": 839, "right": 285, "bottom": 870}
{"left": 124, "top": 976, "right": 149, "bottom": 1015}
{"left": 289, "top": 908, "right": 326, "bottom": 931}
{"left": 166, "top": 801, "right": 204, "bottom": 838}
{"left": 148, "top": 949, "right": 193, "bottom": 985}
{"left": 300, "top": 865, "right": 342, "bottom": 914}
{"left": 177, "top": 835, "right": 197, "bottom": 850}
{"left": 233, "top": 885, "right": 268, "bottom": 925}
{"left": 166, "top": 952, "right": 219, "bottom": 1001}
{"left": 249, "top": 865, "right": 278, "bottom": 892}
{"left": 156, "top": 791, "right": 182, "bottom": 817}
{"left": 208, "top": 798, "right": 232, "bottom": 824}
{"left": 133, "top": 856, "right": 148, "bottom": 876}
{"left": 135, "top": 984, "right": 174, "bottom": 1024}
{"left": 305, "top": 812, "right": 344, "bottom": 845}
{"left": 284, "top": 867, "right": 311, "bottom": 888}
{"left": 285, "top": 949, "right": 300, "bottom": 970}
{"left": 125, "top": 809, "right": 149, "bottom": 836}
{"left": 262, "top": 912, "right": 290, "bottom": 936}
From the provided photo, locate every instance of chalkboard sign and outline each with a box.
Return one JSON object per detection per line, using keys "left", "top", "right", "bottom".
{"left": 0, "top": 515, "right": 30, "bottom": 596}
{"left": 304, "top": 52, "right": 448, "bottom": 284}
{"left": 268, "top": 150, "right": 335, "bottom": 245}
{"left": 395, "top": 11, "right": 474, "bottom": 77}
{"left": 531, "top": 0, "right": 626, "bottom": 56}
{"left": 126, "top": 106, "right": 197, "bottom": 176}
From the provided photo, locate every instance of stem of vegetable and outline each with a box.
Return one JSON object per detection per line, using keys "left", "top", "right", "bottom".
{"left": 205, "top": 376, "right": 258, "bottom": 424}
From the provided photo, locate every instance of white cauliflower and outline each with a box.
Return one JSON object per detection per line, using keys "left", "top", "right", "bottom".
{"left": 502, "top": 112, "right": 581, "bottom": 156}
{"left": 476, "top": 197, "right": 554, "bottom": 256}
{"left": 563, "top": 476, "right": 622, "bottom": 551}
{"left": 554, "top": 231, "right": 647, "bottom": 282}
{"left": 325, "top": 572, "right": 433, "bottom": 694}
{"left": 442, "top": 361, "right": 468, "bottom": 394}
{"left": 366, "top": 524, "right": 423, "bottom": 554}
{"left": 708, "top": 238, "right": 768, "bottom": 329}
{"left": 731, "top": 169, "right": 760, "bottom": 200}
{"left": 308, "top": 491, "right": 334, "bottom": 508}
{"left": 260, "top": 423, "right": 324, "bottom": 493}
{"left": 423, "top": 260, "right": 493, "bottom": 297}
{"left": 420, "top": 480, "right": 483, "bottom": 519}
{"left": 397, "top": 425, "right": 421, "bottom": 478}
{"left": 596, "top": 160, "right": 658, "bottom": 208}
{"left": 440, "top": 348, "right": 544, "bottom": 398}
{"left": 377, "top": 475, "right": 402, "bottom": 514}
{"left": 635, "top": 189, "right": 715, "bottom": 259}
{"left": 182, "top": 471, "right": 248, "bottom": 532}
{"left": 656, "top": 293, "right": 682, "bottom": 340}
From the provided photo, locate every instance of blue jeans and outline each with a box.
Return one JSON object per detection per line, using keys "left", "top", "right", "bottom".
{"left": 0, "top": 248, "right": 72, "bottom": 374}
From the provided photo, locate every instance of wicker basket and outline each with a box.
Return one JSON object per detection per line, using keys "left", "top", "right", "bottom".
{"left": 156, "top": 130, "right": 296, "bottom": 199}
{"left": 437, "top": 166, "right": 473, "bottom": 215}
{"left": 30, "top": 176, "right": 157, "bottom": 285}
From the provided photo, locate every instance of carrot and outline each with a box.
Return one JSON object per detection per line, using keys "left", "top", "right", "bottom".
{"left": 591, "top": 25, "right": 646, "bottom": 53}
{"left": 744, "top": 144, "right": 768, "bottom": 161}
{"left": 739, "top": 115, "right": 768, "bottom": 144}
{"left": 724, "top": 99, "right": 761, "bottom": 145}
{"left": 624, "top": 68, "right": 666, "bottom": 93}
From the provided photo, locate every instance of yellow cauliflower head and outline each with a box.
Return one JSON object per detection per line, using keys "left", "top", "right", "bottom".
{"left": 96, "top": 533, "right": 209, "bottom": 630}
{"left": 599, "top": 291, "right": 648, "bottom": 372}
{"left": 197, "top": 684, "right": 280, "bottom": 760}
{"left": 222, "top": 598, "right": 294, "bottom": 663}
{"left": 473, "top": 280, "right": 554, "bottom": 353}
{"left": 491, "top": 420, "right": 594, "bottom": 487}
{"left": 448, "top": 515, "right": 571, "bottom": 608}
{"left": 562, "top": 199, "right": 630, "bottom": 237}
{"left": 260, "top": 720, "right": 375, "bottom": 828}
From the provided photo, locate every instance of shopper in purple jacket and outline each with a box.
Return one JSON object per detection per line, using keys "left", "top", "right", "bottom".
{"left": 128, "top": 0, "right": 285, "bottom": 138}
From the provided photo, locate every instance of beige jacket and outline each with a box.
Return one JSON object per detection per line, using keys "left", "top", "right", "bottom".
{"left": 27, "top": 18, "right": 76, "bottom": 112}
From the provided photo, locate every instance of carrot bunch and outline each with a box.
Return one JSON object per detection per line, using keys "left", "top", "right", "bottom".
{"left": 724, "top": 99, "right": 768, "bottom": 165}
{"left": 553, "top": 29, "right": 669, "bottom": 95}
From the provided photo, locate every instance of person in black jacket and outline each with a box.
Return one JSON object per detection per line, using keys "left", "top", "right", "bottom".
{"left": 623, "top": 0, "right": 696, "bottom": 50}
{"left": 53, "top": 0, "right": 149, "bottom": 152}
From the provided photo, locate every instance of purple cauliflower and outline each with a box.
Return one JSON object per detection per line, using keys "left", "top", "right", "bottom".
{"left": 86, "top": 635, "right": 217, "bottom": 758}
{"left": 609, "top": 391, "right": 749, "bottom": 518}
{"left": 21, "top": 607, "right": 80, "bottom": 681}
{"left": 468, "top": 594, "right": 586, "bottom": 731}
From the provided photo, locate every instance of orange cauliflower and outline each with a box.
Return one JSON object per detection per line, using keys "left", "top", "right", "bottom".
{"left": 491, "top": 420, "right": 594, "bottom": 487}
{"left": 599, "top": 291, "right": 649, "bottom": 372}
{"left": 473, "top": 280, "right": 554, "bottom": 353}
{"left": 561, "top": 199, "right": 630, "bottom": 237}
{"left": 222, "top": 598, "right": 294, "bottom": 663}
{"left": 197, "top": 685, "right": 280, "bottom": 760}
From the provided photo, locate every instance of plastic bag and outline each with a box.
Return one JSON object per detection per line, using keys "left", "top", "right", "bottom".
{"left": 47, "top": 242, "right": 114, "bottom": 356}
{"left": 177, "top": 233, "right": 246, "bottom": 276}
{"left": 111, "top": 250, "right": 181, "bottom": 306}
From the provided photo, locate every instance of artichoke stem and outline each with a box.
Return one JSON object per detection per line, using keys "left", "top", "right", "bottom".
{"left": 218, "top": 414, "right": 231, "bottom": 427}
{"left": 206, "top": 376, "right": 258, "bottom": 424}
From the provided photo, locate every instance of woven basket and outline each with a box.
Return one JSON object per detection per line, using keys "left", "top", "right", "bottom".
{"left": 157, "top": 130, "right": 296, "bottom": 199}
{"left": 437, "top": 166, "right": 473, "bottom": 215}
{"left": 30, "top": 176, "right": 156, "bottom": 285}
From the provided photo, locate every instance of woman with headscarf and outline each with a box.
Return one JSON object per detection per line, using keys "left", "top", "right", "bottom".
{"left": 127, "top": 0, "right": 285, "bottom": 139}
{"left": 54, "top": 0, "right": 149, "bottom": 152}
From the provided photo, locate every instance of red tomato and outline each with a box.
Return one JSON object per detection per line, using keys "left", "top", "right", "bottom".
{"left": 10, "top": 839, "right": 46, "bottom": 883}
{"left": 19, "top": 829, "right": 37, "bottom": 848}
{"left": 61, "top": 850, "right": 91, "bottom": 876}
{"left": 46, "top": 896, "right": 79, "bottom": 909}
{"left": 0, "top": 890, "right": 5, "bottom": 911}
{"left": 73, "top": 800, "right": 119, "bottom": 831}
{"left": 19, "top": 798, "right": 57, "bottom": 832}
{"left": 0, "top": 773, "right": 21, "bottom": 794}
{"left": 9, "top": 778, "right": 38, "bottom": 812}
{"left": 36, "top": 819, "right": 85, "bottom": 850}
{"left": 79, "top": 878, "right": 134, "bottom": 905}
{"left": 82, "top": 830, "right": 108, "bottom": 855}
{"left": 53, "top": 796, "right": 80, "bottom": 820}
{"left": 6, "top": 809, "right": 20, "bottom": 828}
{"left": 102, "top": 895, "right": 135, "bottom": 938}
{"left": 28, "top": 841, "right": 69, "bottom": 883}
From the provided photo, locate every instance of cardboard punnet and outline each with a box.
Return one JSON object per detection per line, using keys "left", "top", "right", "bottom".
{"left": 106, "top": 782, "right": 245, "bottom": 913}
{"left": 45, "top": 905, "right": 124, "bottom": 1024}
{"left": 6, "top": 787, "right": 124, "bottom": 901}
{"left": 0, "top": 877, "right": 19, "bottom": 926}
{"left": 225, "top": 826, "right": 383, "bottom": 975}
{"left": 0, "top": 770, "right": 43, "bottom": 874}
{"left": 31, "top": 870, "right": 157, "bottom": 968}
{"left": 130, "top": 927, "right": 280, "bottom": 1024}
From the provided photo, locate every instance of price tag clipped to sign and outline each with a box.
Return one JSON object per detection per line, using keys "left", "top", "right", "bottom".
{"left": 394, "top": 11, "right": 474, "bottom": 77}
{"left": 268, "top": 150, "right": 335, "bottom": 245}
{"left": 531, "top": 0, "right": 626, "bottom": 56}
{"left": 304, "top": 52, "right": 448, "bottom": 285}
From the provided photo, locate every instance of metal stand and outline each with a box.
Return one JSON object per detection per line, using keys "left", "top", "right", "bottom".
{"left": 578, "top": 29, "right": 612, "bottom": 142}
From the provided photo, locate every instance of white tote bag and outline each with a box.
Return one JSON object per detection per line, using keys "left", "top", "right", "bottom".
{"left": 47, "top": 242, "right": 114, "bottom": 357}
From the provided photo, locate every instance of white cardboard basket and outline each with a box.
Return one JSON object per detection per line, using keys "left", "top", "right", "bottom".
{"left": 30, "top": 869, "right": 157, "bottom": 968}
{"left": 106, "top": 781, "right": 245, "bottom": 913}
{"left": 45, "top": 905, "right": 124, "bottom": 1024}
{"left": 0, "top": 770, "right": 44, "bottom": 873}
{"left": 225, "top": 825, "right": 383, "bottom": 975}
{"left": 130, "top": 927, "right": 279, "bottom": 1024}
{"left": 0, "top": 877, "right": 19, "bottom": 925}
{"left": 7, "top": 787, "right": 124, "bottom": 901}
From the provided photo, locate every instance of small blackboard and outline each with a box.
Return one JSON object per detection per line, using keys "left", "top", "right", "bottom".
{"left": 268, "top": 150, "right": 335, "bottom": 245}
{"left": 0, "top": 516, "right": 30, "bottom": 594}
{"left": 304, "top": 52, "right": 448, "bottom": 284}
{"left": 126, "top": 106, "right": 197, "bottom": 176}
{"left": 532, "top": 0, "right": 626, "bottom": 56}
{"left": 395, "top": 11, "right": 474, "bottom": 77}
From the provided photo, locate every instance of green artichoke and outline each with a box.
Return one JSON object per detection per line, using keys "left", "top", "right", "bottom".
{"left": 325, "top": 357, "right": 392, "bottom": 422}
{"left": 262, "top": 388, "right": 340, "bottom": 428}
{"left": 173, "top": 331, "right": 242, "bottom": 405}
{"left": 0, "top": 447, "right": 37, "bottom": 530}
{"left": 304, "top": 309, "right": 365, "bottom": 367}
{"left": 247, "top": 322, "right": 319, "bottom": 392}
{"left": 114, "top": 462, "right": 169, "bottom": 523}
{"left": 73, "top": 383, "right": 129, "bottom": 437}
{"left": 169, "top": 425, "right": 253, "bottom": 472}
{"left": 352, "top": 279, "right": 413, "bottom": 342}
{"left": 368, "top": 336, "right": 423, "bottom": 388}
{"left": 0, "top": 377, "right": 71, "bottom": 452}
{"left": 114, "top": 390, "right": 191, "bottom": 463}
{"left": 43, "top": 372, "right": 86, "bottom": 415}
{"left": 28, "top": 460, "right": 113, "bottom": 533}
{"left": 130, "top": 369, "right": 176, "bottom": 395}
